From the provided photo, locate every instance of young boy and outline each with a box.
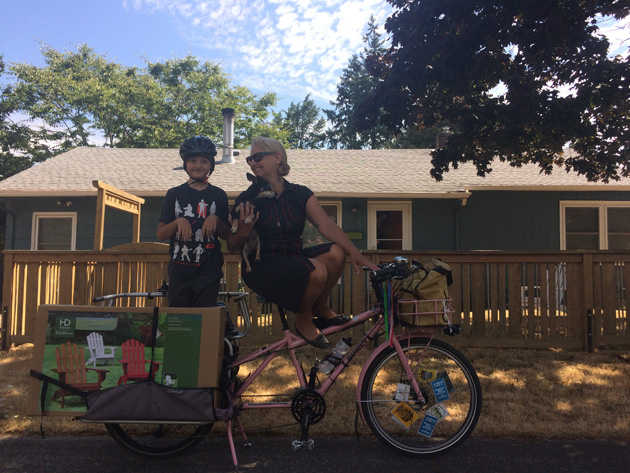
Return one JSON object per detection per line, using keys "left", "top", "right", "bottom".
{"left": 158, "top": 135, "right": 237, "bottom": 335}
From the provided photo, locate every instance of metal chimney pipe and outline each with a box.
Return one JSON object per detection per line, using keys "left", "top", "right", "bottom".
{"left": 221, "top": 108, "right": 235, "bottom": 164}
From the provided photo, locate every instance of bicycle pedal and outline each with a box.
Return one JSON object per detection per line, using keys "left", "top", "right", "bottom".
{"left": 291, "top": 439, "right": 315, "bottom": 450}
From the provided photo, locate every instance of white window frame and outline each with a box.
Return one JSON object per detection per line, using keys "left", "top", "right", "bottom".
{"left": 560, "top": 201, "right": 630, "bottom": 250}
{"left": 367, "top": 201, "right": 412, "bottom": 250}
{"left": 302, "top": 201, "right": 342, "bottom": 247}
{"left": 31, "top": 212, "right": 78, "bottom": 250}
{"left": 319, "top": 201, "right": 342, "bottom": 228}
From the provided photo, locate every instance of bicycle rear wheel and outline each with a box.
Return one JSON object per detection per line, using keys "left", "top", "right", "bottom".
{"left": 106, "top": 422, "right": 213, "bottom": 458}
{"left": 360, "top": 337, "right": 481, "bottom": 457}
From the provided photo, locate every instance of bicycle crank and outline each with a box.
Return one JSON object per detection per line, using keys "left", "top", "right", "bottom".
{"left": 290, "top": 388, "right": 326, "bottom": 448}
{"left": 290, "top": 388, "right": 326, "bottom": 425}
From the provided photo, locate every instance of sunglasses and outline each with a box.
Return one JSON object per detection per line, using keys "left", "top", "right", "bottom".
{"left": 246, "top": 151, "right": 275, "bottom": 164}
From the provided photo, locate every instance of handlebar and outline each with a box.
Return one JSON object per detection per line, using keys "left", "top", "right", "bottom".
{"left": 363, "top": 256, "right": 411, "bottom": 283}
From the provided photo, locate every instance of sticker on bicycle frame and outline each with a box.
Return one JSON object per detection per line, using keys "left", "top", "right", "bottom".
{"left": 431, "top": 377, "right": 450, "bottom": 403}
{"left": 394, "top": 383, "right": 411, "bottom": 401}
{"left": 420, "top": 369, "right": 438, "bottom": 382}
{"left": 418, "top": 414, "right": 439, "bottom": 437}
{"left": 391, "top": 402, "right": 419, "bottom": 429}
{"left": 427, "top": 403, "right": 450, "bottom": 420}
{"left": 437, "top": 371, "right": 455, "bottom": 393}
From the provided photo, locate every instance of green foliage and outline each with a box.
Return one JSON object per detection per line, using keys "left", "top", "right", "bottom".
{"left": 1, "top": 55, "right": 54, "bottom": 180}
{"left": 362, "top": 1, "right": 630, "bottom": 181}
{"left": 273, "top": 94, "right": 325, "bottom": 149}
{"left": 325, "top": 16, "right": 396, "bottom": 149}
{"left": 1, "top": 44, "right": 282, "bottom": 173}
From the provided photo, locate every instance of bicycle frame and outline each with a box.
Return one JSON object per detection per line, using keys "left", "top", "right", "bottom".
{"left": 230, "top": 304, "right": 439, "bottom": 416}
{"left": 90, "top": 259, "right": 476, "bottom": 469}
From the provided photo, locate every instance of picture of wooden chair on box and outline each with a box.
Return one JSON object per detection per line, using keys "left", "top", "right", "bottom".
{"left": 85, "top": 332, "right": 117, "bottom": 367}
{"left": 51, "top": 342, "right": 108, "bottom": 409}
{"left": 117, "top": 339, "right": 161, "bottom": 385}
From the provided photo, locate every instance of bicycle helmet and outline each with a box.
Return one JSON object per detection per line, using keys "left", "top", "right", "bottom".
{"left": 179, "top": 135, "right": 217, "bottom": 181}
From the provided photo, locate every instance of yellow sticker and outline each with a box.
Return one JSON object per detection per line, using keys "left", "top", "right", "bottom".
{"left": 391, "top": 402, "right": 420, "bottom": 429}
{"left": 420, "top": 369, "right": 438, "bottom": 382}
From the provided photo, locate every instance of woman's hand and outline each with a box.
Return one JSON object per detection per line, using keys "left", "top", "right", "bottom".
{"left": 226, "top": 202, "right": 260, "bottom": 252}
{"left": 350, "top": 250, "right": 379, "bottom": 274}
{"left": 236, "top": 202, "right": 259, "bottom": 233}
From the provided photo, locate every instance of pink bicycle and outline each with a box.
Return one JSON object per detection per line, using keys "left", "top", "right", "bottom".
{"left": 96, "top": 256, "right": 482, "bottom": 467}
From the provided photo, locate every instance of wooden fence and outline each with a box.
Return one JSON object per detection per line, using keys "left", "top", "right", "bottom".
{"left": 2, "top": 244, "right": 629, "bottom": 350}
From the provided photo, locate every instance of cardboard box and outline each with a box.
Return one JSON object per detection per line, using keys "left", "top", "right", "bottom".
{"left": 27, "top": 305, "right": 225, "bottom": 417}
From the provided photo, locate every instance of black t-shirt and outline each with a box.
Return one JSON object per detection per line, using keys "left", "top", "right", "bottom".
{"left": 159, "top": 183, "right": 229, "bottom": 277}
{"left": 233, "top": 181, "right": 314, "bottom": 259}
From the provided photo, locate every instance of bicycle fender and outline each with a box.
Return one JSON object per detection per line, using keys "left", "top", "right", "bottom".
{"left": 355, "top": 340, "right": 392, "bottom": 425}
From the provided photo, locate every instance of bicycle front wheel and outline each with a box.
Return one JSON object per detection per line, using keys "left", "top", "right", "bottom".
{"left": 360, "top": 337, "right": 481, "bottom": 457}
{"left": 106, "top": 422, "right": 213, "bottom": 458}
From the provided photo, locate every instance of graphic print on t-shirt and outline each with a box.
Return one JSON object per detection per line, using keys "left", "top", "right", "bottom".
{"left": 172, "top": 196, "right": 218, "bottom": 267}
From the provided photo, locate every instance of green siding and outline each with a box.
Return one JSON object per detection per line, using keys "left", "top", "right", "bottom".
{"left": 2, "top": 190, "right": 630, "bottom": 251}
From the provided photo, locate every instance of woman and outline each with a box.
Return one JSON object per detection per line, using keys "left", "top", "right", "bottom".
{"left": 228, "top": 137, "right": 378, "bottom": 348}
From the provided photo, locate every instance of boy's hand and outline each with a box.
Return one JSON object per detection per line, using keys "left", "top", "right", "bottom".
{"left": 176, "top": 217, "right": 193, "bottom": 241}
{"left": 202, "top": 215, "right": 219, "bottom": 237}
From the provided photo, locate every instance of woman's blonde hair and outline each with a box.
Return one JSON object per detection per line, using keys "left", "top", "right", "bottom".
{"left": 250, "top": 136, "right": 290, "bottom": 176}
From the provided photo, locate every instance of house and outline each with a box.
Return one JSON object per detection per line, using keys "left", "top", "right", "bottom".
{"left": 1, "top": 143, "right": 630, "bottom": 253}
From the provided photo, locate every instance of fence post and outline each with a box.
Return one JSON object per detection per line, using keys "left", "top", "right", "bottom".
{"left": 586, "top": 309, "right": 593, "bottom": 353}
{"left": 582, "top": 253, "right": 594, "bottom": 351}
{"left": 1, "top": 306, "right": 7, "bottom": 350}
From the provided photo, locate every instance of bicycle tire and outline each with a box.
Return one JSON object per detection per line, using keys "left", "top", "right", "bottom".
{"left": 106, "top": 422, "right": 213, "bottom": 458}
{"left": 360, "top": 337, "right": 481, "bottom": 457}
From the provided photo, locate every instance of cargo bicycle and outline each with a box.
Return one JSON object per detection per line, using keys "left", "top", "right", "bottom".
{"left": 92, "top": 256, "right": 482, "bottom": 468}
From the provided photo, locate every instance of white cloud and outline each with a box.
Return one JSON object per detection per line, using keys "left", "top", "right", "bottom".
{"left": 124, "top": 0, "right": 393, "bottom": 106}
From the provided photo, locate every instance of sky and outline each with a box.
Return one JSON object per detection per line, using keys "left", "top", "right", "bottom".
{"left": 0, "top": 0, "right": 394, "bottom": 112}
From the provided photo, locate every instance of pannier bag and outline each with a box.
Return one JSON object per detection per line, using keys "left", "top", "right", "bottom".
{"left": 81, "top": 380, "right": 215, "bottom": 424}
{"left": 395, "top": 258, "right": 454, "bottom": 326}
{"left": 29, "top": 370, "right": 218, "bottom": 425}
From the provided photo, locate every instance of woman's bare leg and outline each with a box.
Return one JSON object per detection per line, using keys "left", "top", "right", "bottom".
{"left": 311, "top": 244, "right": 345, "bottom": 319}
{"left": 294, "top": 259, "right": 328, "bottom": 340}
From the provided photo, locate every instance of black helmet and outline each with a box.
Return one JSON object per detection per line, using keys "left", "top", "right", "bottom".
{"left": 179, "top": 135, "right": 217, "bottom": 179}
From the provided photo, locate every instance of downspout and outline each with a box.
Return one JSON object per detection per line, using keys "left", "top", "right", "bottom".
{"left": 454, "top": 189, "right": 469, "bottom": 251}
{"left": 0, "top": 202, "right": 15, "bottom": 250}
{"left": 220, "top": 108, "right": 235, "bottom": 164}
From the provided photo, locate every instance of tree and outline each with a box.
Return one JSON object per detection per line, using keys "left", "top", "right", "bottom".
{"left": 360, "top": 1, "right": 630, "bottom": 181}
{"left": 273, "top": 94, "right": 325, "bottom": 149}
{"left": 325, "top": 16, "right": 395, "bottom": 149}
{"left": 0, "top": 55, "right": 55, "bottom": 181}
{"left": 3, "top": 44, "right": 282, "bottom": 163}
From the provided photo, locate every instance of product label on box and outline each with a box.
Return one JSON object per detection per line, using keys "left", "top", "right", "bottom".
{"left": 161, "top": 314, "right": 202, "bottom": 388}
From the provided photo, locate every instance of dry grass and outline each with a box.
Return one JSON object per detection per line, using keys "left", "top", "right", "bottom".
{"left": 2, "top": 342, "right": 629, "bottom": 439}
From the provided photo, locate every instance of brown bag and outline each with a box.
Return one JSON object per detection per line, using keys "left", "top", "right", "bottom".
{"left": 81, "top": 380, "right": 215, "bottom": 424}
{"left": 395, "top": 258, "right": 453, "bottom": 326}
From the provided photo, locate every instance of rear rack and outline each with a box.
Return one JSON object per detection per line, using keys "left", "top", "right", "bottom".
{"left": 92, "top": 288, "right": 252, "bottom": 339}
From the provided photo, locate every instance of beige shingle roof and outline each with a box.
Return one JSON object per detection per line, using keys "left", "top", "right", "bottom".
{"left": 0, "top": 147, "right": 628, "bottom": 198}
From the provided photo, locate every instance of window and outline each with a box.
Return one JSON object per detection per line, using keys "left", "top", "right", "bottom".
{"left": 303, "top": 202, "right": 341, "bottom": 248}
{"left": 560, "top": 202, "right": 630, "bottom": 250}
{"left": 368, "top": 202, "right": 412, "bottom": 250}
{"left": 31, "top": 213, "right": 77, "bottom": 250}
